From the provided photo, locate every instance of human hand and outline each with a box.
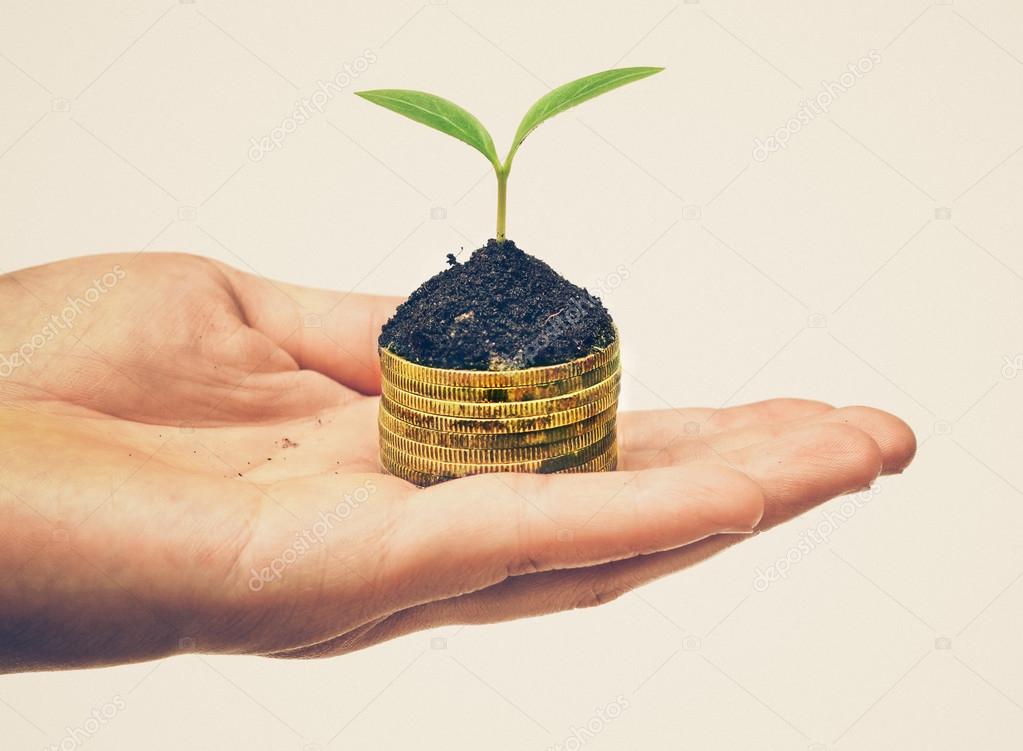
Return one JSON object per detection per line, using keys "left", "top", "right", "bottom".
{"left": 0, "top": 253, "right": 915, "bottom": 672}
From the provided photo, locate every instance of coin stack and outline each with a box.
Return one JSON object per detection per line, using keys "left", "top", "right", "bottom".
{"left": 378, "top": 332, "right": 621, "bottom": 486}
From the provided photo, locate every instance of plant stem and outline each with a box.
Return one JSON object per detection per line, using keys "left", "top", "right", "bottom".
{"left": 495, "top": 169, "right": 508, "bottom": 242}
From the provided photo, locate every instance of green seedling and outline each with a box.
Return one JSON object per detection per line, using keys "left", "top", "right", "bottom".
{"left": 355, "top": 67, "right": 664, "bottom": 242}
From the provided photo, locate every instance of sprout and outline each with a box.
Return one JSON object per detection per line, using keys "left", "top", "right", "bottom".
{"left": 355, "top": 66, "right": 664, "bottom": 242}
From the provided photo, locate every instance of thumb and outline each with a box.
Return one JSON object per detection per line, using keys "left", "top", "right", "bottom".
{"left": 223, "top": 264, "right": 402, "bottom": 394}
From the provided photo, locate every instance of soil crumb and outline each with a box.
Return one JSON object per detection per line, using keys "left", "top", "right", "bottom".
{"left": 379, "top": 239, "right": 615, "bottom": 370}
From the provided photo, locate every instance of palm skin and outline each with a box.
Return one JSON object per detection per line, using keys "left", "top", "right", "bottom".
{"left": 0, "top": 253, "right": 916, "bottom": 672}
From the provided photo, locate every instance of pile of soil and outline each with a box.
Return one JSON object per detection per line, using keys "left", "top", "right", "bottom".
{"left": 379, "top": 239, "right": 615, "bottom": 370}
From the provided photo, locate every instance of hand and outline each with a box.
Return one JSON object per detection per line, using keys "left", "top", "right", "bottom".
{"left": 0, "top": 253, "right": 916, "bottom": 672}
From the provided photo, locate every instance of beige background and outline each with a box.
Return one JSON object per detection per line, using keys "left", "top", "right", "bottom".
{"left": 2, "top": 0, "right": 1022, "bottom": 748}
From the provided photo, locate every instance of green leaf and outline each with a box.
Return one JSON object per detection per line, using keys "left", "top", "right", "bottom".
{"left": 506, "top": 66, "right": 664, "bottom": 169}
{"left": 354, "top": 89, "right": 500, "bottom": 170}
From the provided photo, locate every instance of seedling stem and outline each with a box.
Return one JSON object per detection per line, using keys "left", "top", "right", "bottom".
{"left": 496, "top": 168, "right": 508, "bottom": 242}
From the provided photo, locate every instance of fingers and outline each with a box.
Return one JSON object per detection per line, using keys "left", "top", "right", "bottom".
{"left": 247, "top": 463, "right": 763, "bottom": 658}
{"left": 222, "top": 264, "right": 402, "bottom": 394}
{"left": 262, "top": 418, "right": 903, "bottom": 659}
{"left": 262, "top": 463, "right": 762, "bottom": 659}
{"left": 625, "top": 405, "right": 916, "bottom": 475}
{"left": 385, "top": 463, "right": 765, "bottom": 600}
{"left": 619, "top": 398, "right": 833, "bottom": 453}
{"left": 723, "top": 422, "right": 882, "bottom": 522}
{"left": 478, "top": 423, "right": 884, "bottom": 620}
{"left": 345, "top": 422, "right": 889, "bottom": 637}
{"left": 818, "top": 406, "right": 916, "bottom": 473}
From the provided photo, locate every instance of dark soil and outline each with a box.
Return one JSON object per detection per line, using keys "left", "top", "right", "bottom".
{"left": 379, "top": 239, "right": 615, "bottom": 370}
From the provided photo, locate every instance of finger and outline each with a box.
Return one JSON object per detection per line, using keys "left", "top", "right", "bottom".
{"left": 626, "top": 405, "right": 916, "bottom": 475}
{"left": 320, "top": 422, "right": 888, "bottom": 643}
{"left": 264, "top": 422, "right": 885, "bottom": 659}
{"left": 619, "top": 398, "right": 833, "bottom": 453}
{"left": 818, "top": 405, "right": 916, "bottom": 473}
{"left": 387, "top": 463, "right": 765, "bottom": 600}
{"left": 248, "top": 464, "right": 761, "bottom": 658}
{"left": 222, "top": 264, "right": 402, "bottom": 394}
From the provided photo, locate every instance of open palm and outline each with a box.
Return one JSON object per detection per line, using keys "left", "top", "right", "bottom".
{"left": 0, "top": 253, "right": 915, "bottom": 672}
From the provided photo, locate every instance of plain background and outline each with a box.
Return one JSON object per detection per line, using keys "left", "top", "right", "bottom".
{"left": 2, "top": 1, "right": 1022, "bottom": 748}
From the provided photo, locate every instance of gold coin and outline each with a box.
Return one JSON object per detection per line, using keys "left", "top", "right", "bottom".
{"left": 379, "top": 329, "right": 619, "bottom": 388}
{"left": 380, "top": 430, "right": 616, "bottom": 477}
{"left": 382, "top": 356, "right": 621, "bottom": 402}
{"left": 379, "top": 461, "right": 448, "bottom": 487}
{"left": 382, "top": 369, "right": 620, "bottom": 419}
{"left": 381, "top": 432, "right": 616, "bottom": 478}
{"left": 380, "top": 389, "right": 619, "bottom": 434}
{"left": 558, "top": 443, "right": 618, "bottom": 473}
{"left": 378, "top": 403, "right": 618, "bottom": 449}
{"left": 381, "top": 440, "right": 618, "bottom": 487}
{"left": 380, "top": 416, "right": 617, "bottom": 464}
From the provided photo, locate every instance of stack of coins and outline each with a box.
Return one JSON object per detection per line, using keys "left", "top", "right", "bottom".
{"left": 378, "top": 332, "right": 620, "bottom": 486}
